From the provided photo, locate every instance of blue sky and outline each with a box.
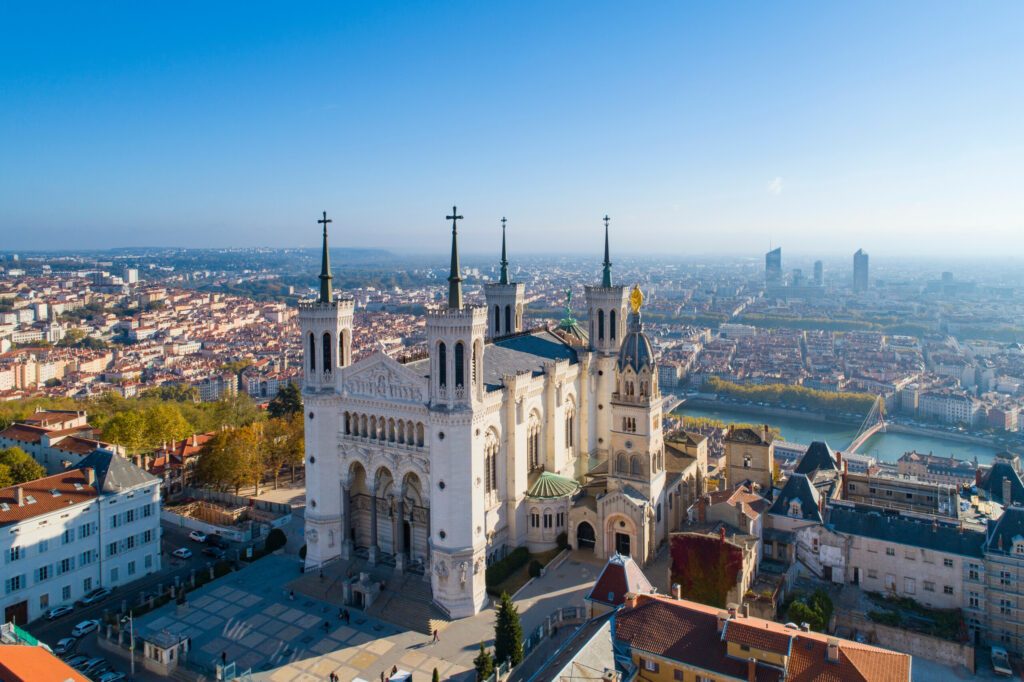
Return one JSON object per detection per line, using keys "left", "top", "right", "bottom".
{"left": 1, "top": 2, "right": 1022, "bottom": 256}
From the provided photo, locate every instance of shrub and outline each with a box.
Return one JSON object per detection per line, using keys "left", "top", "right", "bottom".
{"left": 528, "top": 560, "right": 542, "bottom": 578}
{"left": 473, "top": 641, "right": 495, "bottom": 680}
{"left": 556, "top": 531, "right": 568, "bottom": 549}
{"left": 485, "top": 547, "right": 529, "bottom": 588}
{"left": 265, "top": 528, "right": 287, "bottom": 552}
{"left": 299, "top": 544, "right": 307, "bottom": 560}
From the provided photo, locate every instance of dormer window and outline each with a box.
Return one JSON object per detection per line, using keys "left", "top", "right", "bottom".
{"left": 789, "top": 500, "right": 802, "bottom": 518}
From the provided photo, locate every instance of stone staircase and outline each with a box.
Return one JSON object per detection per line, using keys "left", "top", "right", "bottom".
{"left": 367, "top": 573, "right": 450, "bottom": 635}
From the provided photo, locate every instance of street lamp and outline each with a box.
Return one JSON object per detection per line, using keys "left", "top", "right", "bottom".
{"left": 128, "top": 610, "right": 135, "bottom": 679}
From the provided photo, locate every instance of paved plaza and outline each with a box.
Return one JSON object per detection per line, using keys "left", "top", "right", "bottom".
{"left": 134, "top": 550, "right": 609, "bottom": 681}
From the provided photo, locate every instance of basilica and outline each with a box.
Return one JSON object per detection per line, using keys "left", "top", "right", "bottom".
{"left": 300, "top": 210, "right": 706, "bottom": 618}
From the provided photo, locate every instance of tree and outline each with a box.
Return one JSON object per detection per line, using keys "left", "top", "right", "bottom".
{"left": 193, "top": 427, "right": 262, "bottom": 495}
{"left": 102, "top": 410, "right": 148, "bottom": 452}
{"left": 143, "top": 403, "right": 191, "bottom": 448}
{"left": 263, "top": 417, "right": 302, "bottom": 489}
{"left": 0, "top": 447, "right": 46, "bottom": 484}
{"left": 0, "top": 463, "right": 14, "bottom": 488}
{"left": 494, "top": 591, "right": 524, "bottom": 667}
{"left": 432, "top": 669, "right": 440, "bottom": 682}
{"left": 268, "top": 382, "right": 302, "bottom": 419}
{"left": 473, "top": 642, "right": 494, "bottom": 680}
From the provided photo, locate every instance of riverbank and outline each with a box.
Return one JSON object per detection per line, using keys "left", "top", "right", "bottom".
{"left": 678, "top": 397, "right": 848, "bottom": 425}
{"left": 885, "top": 422, "right": 998, "bottom": 448}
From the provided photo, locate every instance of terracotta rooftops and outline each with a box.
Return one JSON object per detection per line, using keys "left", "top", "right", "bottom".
{"left": 0, "top": 423, "right": 49, "bottom": 444}
{"left": 0, "top": 644, "right": 90, "bottom": 682}
{"left": 586, "top": 553, "right": 654, "bottom": 607}
{"left": 0, "top": 468, "right": 97, "bottom": 526}
{"left": 614, "top": 593, "right": 911, "bottom": 682}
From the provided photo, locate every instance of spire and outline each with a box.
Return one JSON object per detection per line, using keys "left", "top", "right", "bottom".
{"left": 317, "top": 211, "right": 333, "bottom": 303}
{"left": 499, "top": 216, "right": 510, "bottom": 285}
{"left": 446, "top": 206, "right": 464, "bottom": 309}
{"left": 602, "top": 214, "right": 612, "bottom": 288}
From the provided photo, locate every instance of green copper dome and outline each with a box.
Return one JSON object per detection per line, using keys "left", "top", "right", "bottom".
{"left": 526, "top": 472, "right": 581, "bottom": 499}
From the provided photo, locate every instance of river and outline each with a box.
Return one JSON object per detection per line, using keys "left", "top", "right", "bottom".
{"left": 674, "top": 403, "right": 1000, "bottom": 466}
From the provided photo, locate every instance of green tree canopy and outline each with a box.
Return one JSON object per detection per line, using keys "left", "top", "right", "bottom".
{"left": 473, "top": 641, "right": 495, "bottom": 680}
{"left": 494, "top": 591, "right": 524, "bottom": 666}
{"left": 0, "top": 447, "right": 46, "bottom": 484}
{"left": 268, "top": 382, "right": 302, "bottom": 419}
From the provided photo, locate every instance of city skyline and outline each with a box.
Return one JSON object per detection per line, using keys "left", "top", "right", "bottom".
{"left": 2, "top": 2, "right": 1023, "bottom": 256}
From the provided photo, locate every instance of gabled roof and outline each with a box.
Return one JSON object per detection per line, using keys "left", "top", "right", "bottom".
{"left": 769, "top": 474, "right": 822, "bottom": 523}
{"left": 0, "top": 468, "right": 98, "bottom": 527}
{"left": 794, "top": 441, "right": 838, "bottom": 476}
{"left": 586, "top": 553, "right": 653, "bottom": 607}
{"left": 73, "top": 449, "right": 158, "bottom": 494}
{"left": 725, "top": 426, "right": 774, "bottom": 445}
{"left": 978, "top": 461, "right": 1024, "bottom": 506}
{"left": 986, "top": 506, "right": 1024, "bottom": 555}
{"left": 526, "top": 472, "right": 580, "bottom": 499}
{"left": 0, "top": 643, "right": 90, "bottom": 681}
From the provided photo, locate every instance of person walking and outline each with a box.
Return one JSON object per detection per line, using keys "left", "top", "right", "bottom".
{"left": 432, "top": 628, "right": 439, "bottom": 645}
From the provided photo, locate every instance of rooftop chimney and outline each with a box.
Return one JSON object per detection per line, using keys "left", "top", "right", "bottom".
{"left": 800, "top": 622, "right": 811, "bottom": 632}
{"left": 720, "top": 526, "right": 727, "bottom": 543}
{"left": 84, "top": 467, "right": 95, "bottom": 487}
{"left": 1003, "top": 478, "right": 1013, "bottom": 505}
{"left": 672, "top": 583, "right": 681, "bottom": 600}
{"left": 975, "top": 469, "right": 982, "bottom": 488}
{"left": 717, "top": 610, "right": 729, "bottom": 633}
{"left": 742, "top": 602, "right": 750, "bottom": 618}
{"left": 826, "top": 637, "right": 840, "bottom": 663}
{"left": 15, "top": 486, "right": 24, "bottom": 507}
{"left": 748, "top": 657, "right": 757, "bottom": 682}
{"left": 624, "top": 592, "right": 638, "bottom": 610}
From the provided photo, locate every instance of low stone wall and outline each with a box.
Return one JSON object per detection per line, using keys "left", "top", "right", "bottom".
{"left": 835, "top": 610, "right": 974, "bottom": 673}
{"left": 160, "top": 508, "right": 249, "bottom": 543}
{"left": 182, "top": 486, "right": 292, "bottom": 515}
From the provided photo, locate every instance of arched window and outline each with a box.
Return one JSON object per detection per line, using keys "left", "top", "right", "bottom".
{"left": 616, "top": 453, "right": 627, "bottom": 474}
{"left": 344, "top": 413, "right": 351, "bottom": 435}
{"left": 438, "top": 342, "right": 447, "bottom": 388}
{"left": 630, "top": 455, "right": 641, "bottom": 477}
{"left": 505, "top": 305, "right": 512, "bottom": 334}
{"left": 360, "top": 414, "right": 367, "bottom": 437}
{"left": 308, "top": 333, "right": 316, "bottom": 371}
{"left": 610, "top": 309, "right": 617, "bottom": 340}
{"left": 322, "top": 332, "right": 332, "bottom": 373}
{"left": 454, "top": 342, "right": 465, "bottom": 388}
{"left": 485, "top": 431, "right": 499, "bottom": 494}
{"left": 416, "top": 422, "right": 425, "bottom": 447}
{"left": 472, "top": 341, "right": 479, "bottom": 387}
{"left": 565, "top": 409, "right": 575, "bottom": 448}
{"left": 598, "top": 309, "right": 605, "bottom": 341}
{"left": 338, "top": 333, "right": 346, "bottom": 367}
{"left": 527, "top": 413, "right": 541, "bottom": 470}
{"left": 369, "top": 416, "right": 377, "bottom": 440}
{"left": 494, "top": 305, "right": 501, "bottom": 335}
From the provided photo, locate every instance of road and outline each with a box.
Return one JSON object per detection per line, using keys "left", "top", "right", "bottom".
{"left": 24, "top": 522, "right": 242, "bottom": 679}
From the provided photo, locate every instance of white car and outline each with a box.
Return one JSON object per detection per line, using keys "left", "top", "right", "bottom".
{"left": 172, "top": 547, "right": 193, "bottom": 559}
{"left": 189, "top": 530, "right": 208, "bottom": 543}
{"left": 46, "top": 605, "right": 75, "bottom": 620}
{"left": 992, "top": 645, "right": 1012, "bottom": 677}
{"left": 98, "top": 672, "right": 127, "bottom": 682}
{"left": 71, "top": 619, "right": 100, "bottom": 637}
{"left": 53, "top": 637, "right": 78, "bottom": 655}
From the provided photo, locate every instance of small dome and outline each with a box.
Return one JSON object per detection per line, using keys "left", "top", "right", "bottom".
{"left": 617, "top": 318, "right": 655, "bottom": 373}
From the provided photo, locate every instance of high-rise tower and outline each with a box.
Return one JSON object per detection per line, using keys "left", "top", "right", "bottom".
{"left": 853, "top": 248, "right": 869, "bottom": 291}
{"left": 484, "top": 217, "right": 525, "bottom": 338}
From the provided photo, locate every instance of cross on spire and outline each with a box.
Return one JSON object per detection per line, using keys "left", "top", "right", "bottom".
{"left": 447, "top": 205, "right": 464, "bottom": 309}
{"left": 499, "top": 216, "right": 510, "bottom": 285}
{"left": 318, "top": 211, "right": 333, "bottom": 303}
{"left": 602, "top": 214, "right": 613, "bottom": 288}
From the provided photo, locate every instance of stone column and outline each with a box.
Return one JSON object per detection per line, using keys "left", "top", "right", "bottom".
{"left": 369, "top": 491, "right": 379, "bottom": 564}
{"left": 341, "top": 485, "right": 352, "bottom": 560}
{"left": 394, "top": 498, "right": 405, "bottom": 573}
{"left": 423, "top": 508, "right": 432, "bottom": 583}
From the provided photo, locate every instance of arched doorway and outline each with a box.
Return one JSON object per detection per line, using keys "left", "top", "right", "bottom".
{"left": 577, "top": 522, "right": 596, "bottom": 550}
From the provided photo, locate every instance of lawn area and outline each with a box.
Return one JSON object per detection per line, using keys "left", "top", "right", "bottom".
{"left": 490, "top": 548, "right": 564, "bottom": 597}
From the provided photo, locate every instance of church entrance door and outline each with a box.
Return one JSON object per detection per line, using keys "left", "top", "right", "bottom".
{"left": 577, "top": 522, "right": 596, "bottom": 550}
{"left": 615, "top": 532, "right": 631, "bottom": 556}
{"left": 403, "top": 521, "right": 412, "bottom": 554}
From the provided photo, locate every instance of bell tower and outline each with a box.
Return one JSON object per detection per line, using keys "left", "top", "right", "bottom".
{"left": 484, "top": 217, "right": 525, "bottom": 338}
{"left": 584, "top": 215, "right": 629, "bottom": 461}
{"left": 300, "top": 211, "right": 354, "bottom": 572}
{"left": 426, "top": 206, "right": 489, "bottom": 618}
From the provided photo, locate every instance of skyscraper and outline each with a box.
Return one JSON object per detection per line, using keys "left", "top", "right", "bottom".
{"left": 853, "top": 248, "right": 869, "bottom": 291}
{"left": 765, "top": 247, "right": 782, "bottom": 286}
{"left": 813, "top": 260, "right": 824, "bottom": 286}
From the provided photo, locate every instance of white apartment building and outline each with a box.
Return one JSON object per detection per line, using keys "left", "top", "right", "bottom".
{"left": 919, "top": 390, "right": 981, "bottom": 425}
{"left": 0, "top": 450, "right": 161, "bottom": 625}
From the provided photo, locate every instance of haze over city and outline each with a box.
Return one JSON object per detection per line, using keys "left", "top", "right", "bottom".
{"left": 2, "top": 2, "right": 1023, "bottom": 256}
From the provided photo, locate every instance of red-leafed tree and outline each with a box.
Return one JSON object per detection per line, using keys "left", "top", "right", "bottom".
{"left": 669, "top": 533, "right": 744, "bottom": 608}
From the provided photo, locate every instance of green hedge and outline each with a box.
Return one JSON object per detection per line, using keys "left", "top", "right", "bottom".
{"left": 485, "top": 547, "right": 529, "bottom": 588}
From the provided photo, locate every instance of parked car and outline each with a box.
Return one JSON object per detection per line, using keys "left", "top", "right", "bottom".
{"left": 202, "top": 546, "right": 225, "bottom": 559}
{"left": 992, "top": 646, "right": 1012, "bottom": 677}
{"left": 205, "top": 534, "right": 229, "bottom": 549}
{"left": 53, "top": 637, "right": 78, "bottom": 656}
{"left": 76, "top": 587, "right": 112, "bottom": 607}
{"left": 64, "top": 654, "right": 89, "bottom": 669}
{"left": 98, "top": 673, "right": 127, "bottom": 682}
{"left": 71, "top": 619, "right": 100, "bottom": 637}
{"left": 78, "top": 657, "right": 108, "bottom": 675}
{"left": 189, "top": 530, "right": 208, "bottom": 543}
{"left": 45, "top": 605, "right": 75, "bottom": 620}
{"left": 172, "top": 547, "right": 193, "bottom": 559}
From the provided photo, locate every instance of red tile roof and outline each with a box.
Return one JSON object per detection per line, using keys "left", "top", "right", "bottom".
{"left": 586, "top": 553, "right": 654, "bottom": 607}
{"left": 0, "top": 469, "right": 97, "bottom": 526}
{"left": 614, "top": 594, "right": 911, "bottom": 682}
{"left": 0, "top": 424, "right": 48, "bottom": 444}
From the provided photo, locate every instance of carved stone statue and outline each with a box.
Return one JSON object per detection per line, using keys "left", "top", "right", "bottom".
{"left": 305, "top": 528, "right": 319, "bottom": 544}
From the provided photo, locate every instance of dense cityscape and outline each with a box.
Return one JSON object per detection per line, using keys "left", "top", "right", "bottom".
{"left": 4, "top": 3, "right": 1023, "bottom": 682}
